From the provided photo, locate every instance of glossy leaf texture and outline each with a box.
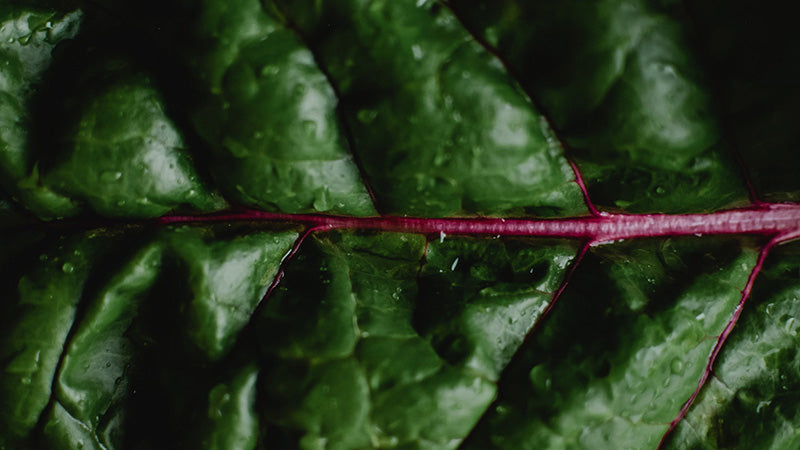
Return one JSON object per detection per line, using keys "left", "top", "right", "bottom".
{"left": 1, "top": 0, "right": 799, "bottom": 449}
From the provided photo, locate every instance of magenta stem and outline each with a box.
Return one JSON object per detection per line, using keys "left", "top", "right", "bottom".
{"left": 160, "top": 203, "right": 800, "bottom": 244}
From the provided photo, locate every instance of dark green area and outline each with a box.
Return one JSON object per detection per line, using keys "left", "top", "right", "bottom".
{"left": 669, "top": 241, "right": 800, "bottom": 449}
{"left": 463, "top": 236, "right": 760, "bottom": 449}
{"left": 0, "top": 4, "right": 83, "bottom": 217}
{"left": 0, "top": 233, "right": 114, "bottom": 447}
{"left": 179, "top": 0, "right": 377, "bottom": 216}
{"left": 274, "top": 0, "right": 586, "bottom": 217}
{"left": 2, "top": 0, "right": 800, "bottom": 449}
{"left": 682, "top": 0, "right": 800, "bottom": 203}
{"left": 447, "top": 0, "right": 749, "bottom": 213}
{"left": 255, "top": 232, "right": 578, "bottom": 448}
{"left": 0, "top": 226, "right": 299, "bottom": 449}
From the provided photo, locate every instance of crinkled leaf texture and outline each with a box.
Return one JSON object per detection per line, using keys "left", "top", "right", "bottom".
{"left": 1, "top": 0, "right": 799, "bottom": 449}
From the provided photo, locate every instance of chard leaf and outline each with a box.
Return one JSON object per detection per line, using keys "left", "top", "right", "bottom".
{"left": 1, "top": 0, "right": 799, "bottom": 449}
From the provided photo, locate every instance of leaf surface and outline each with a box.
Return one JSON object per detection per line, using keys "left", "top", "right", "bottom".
{"left": 1, "top": 1, "right": 799, "bottom": 449}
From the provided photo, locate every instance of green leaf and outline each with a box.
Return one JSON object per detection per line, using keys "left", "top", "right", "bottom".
{"left": 1, "top": 0, "right": 799, "bottom": 449}
{"left": 462, "top": 237, "right": 761, "bottom": 449}
{"left": 447, "top": 0, "right": 749, "bottom": 212}
{"left": 669, "top": 241, "right": 800, "bottom": 449}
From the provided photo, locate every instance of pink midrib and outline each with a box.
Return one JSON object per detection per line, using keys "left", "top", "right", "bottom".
{"left": 159, "top": 202, "right": 800, "bottom": 244}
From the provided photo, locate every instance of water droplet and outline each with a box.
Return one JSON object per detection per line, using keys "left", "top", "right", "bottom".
{"left": 450, "top": 257, "right": 459, "bottom": 271}
{"left": 443, "top": 95, "right": 454, "bottom": 109}
{"left": 100, "top": 171, "right": 122, "bottom": 182}
{"left": 302, "top": 120, "right": 317, "bottom": 135}
{"left": 357, "top": 109, "right": 378, "bottom": 124}
{"left": 411, "top": 44, "right": 423, "bottom": 60}
{"left": 261, "top": 65, "right": 280, "bottom": 77}
{"left": 655, "top": 186, "right": 666, "bottom": 195}
{"left": 61, "top": 262, "right": 75, "bottom": 274}
{"left": 785, "top": 317, "right": 797, "bottom": 336}
{"left": 670, "top": 358, "right": 684, "bottom": 374}
{"left": 313, "top": 188, "right": 331, "bottom": 211}
{"left": 484, "top": 26, "right": 500, "bottom": 46}
{"left": 21, "top": 377, "right": 31, "bottom": 385}
{"left": 39, "top": 254, "right": 48, "bottom": 261}
{"left": 116, "top": 200, "right": 127, "bottom": 207}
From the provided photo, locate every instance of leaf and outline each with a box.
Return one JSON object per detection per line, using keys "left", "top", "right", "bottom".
{"left": 0, "top": 0, "right": 799, "bottom": 449}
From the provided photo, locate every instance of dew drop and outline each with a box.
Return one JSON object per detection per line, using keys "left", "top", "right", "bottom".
{"left": 357, "top": 109, "right": 378, "bottom": 124}
{"left": 61, "top": 262, "right": 75, "bottom": 274}
{"left": 100, "top": 171, "right": 123, "bottom": 182}
{"left": 313, "top": 188, "right": 331, "bottom": 211}
{"left": 785, "top": 317, "right": 797, "bottom": 336}
{"left": 411, "top": 44, "right": 423, "bottom": 60}
{"left": 302, "top": 120, "right": 318, "bottom": 135}
{"left": 484, "top": 26, "right": 500, "bottom": 46}
{"left": 293, "top": 84, "right": 308, "bottom": 97}
{"left": 670, "top": 358, "right": 684, "bottom": 374}
{"left": 443, "top": 95, "right": 454, "bottom": 108}
{"left": 450, "top": 257, "right": 459, "bottom": 271}
{"left": 261, "top": 65, "right": 280, "bottom": 77}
